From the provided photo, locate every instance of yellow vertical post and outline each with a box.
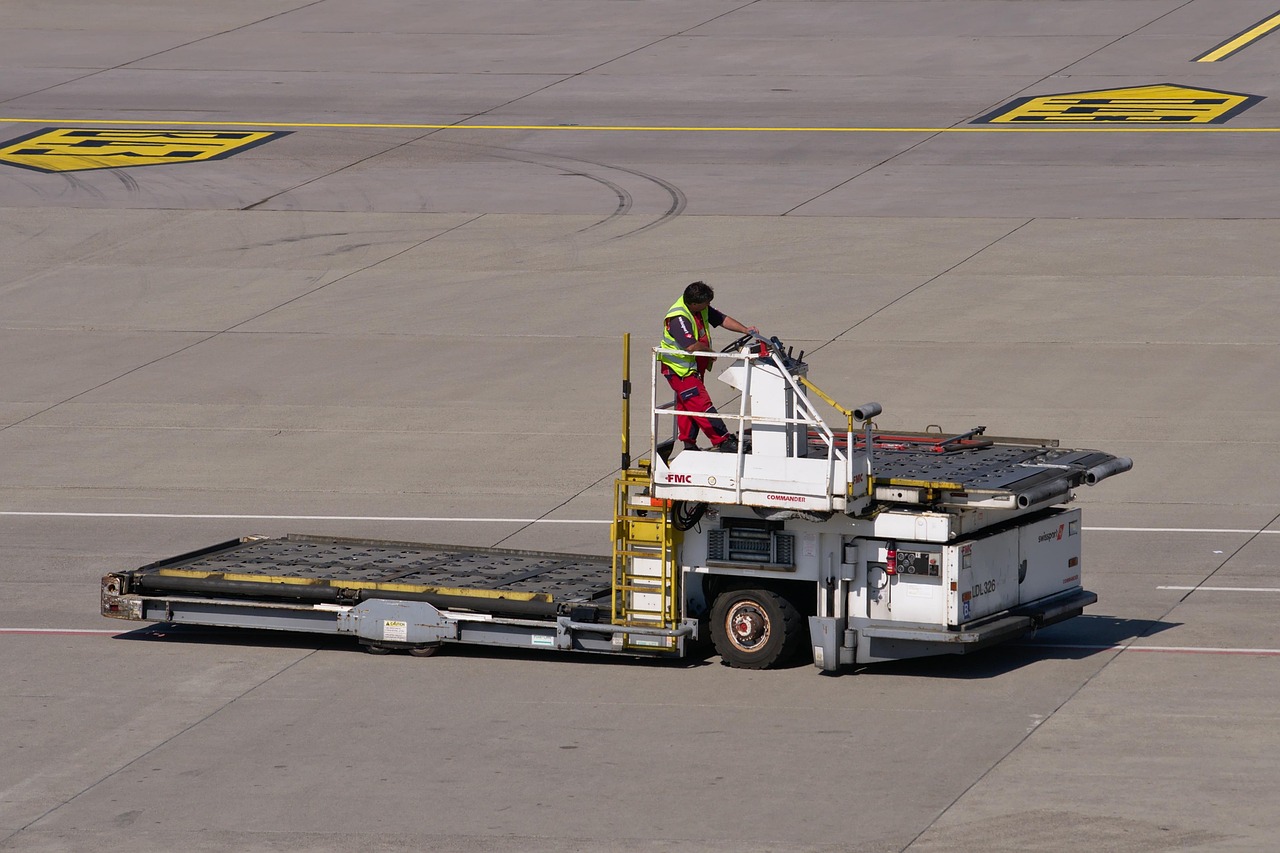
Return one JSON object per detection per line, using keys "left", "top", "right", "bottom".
{"left": 621, "top": 333, "right": 631, "bottom": 472}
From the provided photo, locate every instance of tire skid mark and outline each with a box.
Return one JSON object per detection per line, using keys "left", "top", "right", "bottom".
{"left": 436, "top": 139, "right": 683, "bottom": 238}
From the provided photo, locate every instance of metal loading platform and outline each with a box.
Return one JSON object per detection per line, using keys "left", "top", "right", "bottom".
{"left": 649, "top": 335, "right": 1131, "bottom": 515}
{"left": 118, "top": 534, "right": 614, "bottom": 621}
{"left": 813, "top": 428, "right": 1131, "bottom": 511}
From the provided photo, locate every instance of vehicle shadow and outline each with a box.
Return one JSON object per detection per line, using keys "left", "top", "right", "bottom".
{"left": 843, "top": 615, "right": 1181, "bottom": 680}
{"left": 110, "top": 615, "right": 1174, "bottom": 677}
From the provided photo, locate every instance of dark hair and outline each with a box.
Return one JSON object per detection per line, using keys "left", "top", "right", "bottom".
{"left": 683, "top": 280, "right": 714, "bottom": 304}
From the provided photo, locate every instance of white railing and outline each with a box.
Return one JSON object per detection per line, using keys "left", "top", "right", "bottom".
{"left": 650, "top": 344, "right": 852, "bottom": 505}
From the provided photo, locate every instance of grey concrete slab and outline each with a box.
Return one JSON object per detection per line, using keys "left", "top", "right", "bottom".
{"left": 248, "top": 0, "right": 747, "bottom": 36}
{"left": 0, "top": 71, "right": 95, "bottom": 104}
{"left": 77, "top": 210, "right": 473, "bottom": 270}
{"left": 855, "top": 273, "right": 1280, "bottom": 345}
{"left": 0, "top": 2, "right": 306, "bottom": 31}
{"left": 0, "top": 424, "right": 614, "bottom": 508}
{"left": 0, "top": 634, "right": 314, "bottom": 831}
{"left": 894, "top": 131, "right": 1280, "bottom": 168}
{"left": 694, "top": 0, "right": 1191, "bottom": 39}
{"left": 910, "top": 654, "right": 1280, "bottom": 851}
{"left": 127, "top": 32, "right": 669, "bottom": 75}
{"left": 0, "top": 330, "right": 207, "bottom": 404}
{"left": 792, "top": 162, "right": 1280, "bottom": 218}
{"left": 0, "top": 70, "right": 569, "bottom": 121}
{"left": 0, "top": 208, "right": 177, "bottom": 264}
{"left": 0, "top": 31, "right": 209, "bottom": 70}
{"left": 1, "top": 265, "right": 349, "bottom": 331}
{"left": 1145, "top": 0, "right": 1280, "bottom": 36}
{"left": 2, "top": 0, "right": 1279, "bottom": 851}
{"left": 954, "top": 217, "right": 1280, "bottom": 277}
{"left": 0, "top": 134, "right": 425, "bottom": 212}
{"left": 474, "top": 75, "right": 1046, "bottom": 126}
{"left": 13, "top": 642, "right": 1116, "bottom": 850}
{"left": 598, "top": 35, "right": 1118, "bottom": 79}
{"left": 1062, "top": 34, "right": 1280, "bottom": 76}
{"left": 369, "top": 214, "right": 1031, "bottom": 276}
{"left": 229, "top": 267, "right": 919, "bottom": 342}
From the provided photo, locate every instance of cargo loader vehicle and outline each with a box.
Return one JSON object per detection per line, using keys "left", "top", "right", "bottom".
{"left": 101, "top": 334, "right": 1131, "bottom": 672}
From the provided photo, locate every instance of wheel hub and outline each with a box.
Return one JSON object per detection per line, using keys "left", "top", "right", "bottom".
{"left": 726, "top": 601, "right": 770, "bottom": 651}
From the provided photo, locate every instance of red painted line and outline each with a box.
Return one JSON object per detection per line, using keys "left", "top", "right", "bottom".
{"left": 1031, "top": 643, "right": 1280, "bottom": 656}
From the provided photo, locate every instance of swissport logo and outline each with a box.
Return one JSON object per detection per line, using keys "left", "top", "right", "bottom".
{"left": 1037, "top": 525, "right": 1065, "bottom": 543}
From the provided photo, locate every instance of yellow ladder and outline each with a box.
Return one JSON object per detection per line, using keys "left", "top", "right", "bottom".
{"left": 611, "top": 462, "right": 682, "bottom": 651}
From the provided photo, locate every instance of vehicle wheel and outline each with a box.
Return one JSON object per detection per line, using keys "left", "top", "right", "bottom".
{"left": 409, "top": 644, "right": 441, "bottom": 657}
{"left": 361, "top": 643, "right": 394, "bottom": 655}
{"left": 710, "top": 588, "right": 804, "bottom": 669}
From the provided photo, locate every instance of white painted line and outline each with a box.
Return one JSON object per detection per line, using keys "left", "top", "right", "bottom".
{"left": 0, "top": 513, "right": 1273, "bottom": 533}
{"left": 0, "top": 511, "right": 610, "bottom": 524}
{"left": 1159, "top": 586, "right": 1280, "bottom": 592}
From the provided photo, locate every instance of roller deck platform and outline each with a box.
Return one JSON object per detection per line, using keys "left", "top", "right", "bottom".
{"left": 838, "top": 430, "right": 1125, "bottom": 507}
{"left": 116, "top": 534, "right": 614, "bottom": 621}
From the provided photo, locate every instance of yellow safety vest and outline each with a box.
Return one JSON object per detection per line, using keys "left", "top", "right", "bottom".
{"left": 658, "top": 297, "right": 711, "bottom": 377}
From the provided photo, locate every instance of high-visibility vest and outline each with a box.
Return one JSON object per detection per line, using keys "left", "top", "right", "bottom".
{"left": 658, "top": 297, "right": 711, "bottom": 377}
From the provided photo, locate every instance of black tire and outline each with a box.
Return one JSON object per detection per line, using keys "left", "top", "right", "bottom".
{"left": 710, "top": 588, "right": 805, "bottom": 669}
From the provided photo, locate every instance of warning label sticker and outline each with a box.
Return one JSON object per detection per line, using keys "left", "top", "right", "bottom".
{"left": 973, "top": 84, "right": 1263, "bottom": 124}
{"left": 0, "top": 128, "right": 290, "bottom": 173}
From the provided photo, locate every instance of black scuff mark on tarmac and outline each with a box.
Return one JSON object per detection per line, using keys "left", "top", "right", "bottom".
{"left": 431, "top": 139, "right": 686, "bottom": 239}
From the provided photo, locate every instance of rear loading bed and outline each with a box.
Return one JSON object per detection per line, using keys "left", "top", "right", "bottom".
{"left": 109, "top": 534, "right": 614, "bottom": 621}
{"left": 811, "top": 428, "right": 1131, "bottom": 511}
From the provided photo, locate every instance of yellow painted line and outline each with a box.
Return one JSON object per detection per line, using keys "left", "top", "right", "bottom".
{"left": 1, "top": 116, "right": 1279, "bottom": 133}
{"left": 1194, "top": 10, "right": 1280, "bottom": 62}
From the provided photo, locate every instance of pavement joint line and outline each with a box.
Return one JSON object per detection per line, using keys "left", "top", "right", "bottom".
{"left": 2, "top": 117, "right": 1280, "bottom": 133}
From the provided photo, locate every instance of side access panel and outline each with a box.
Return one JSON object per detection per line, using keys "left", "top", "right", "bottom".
{"left": 945, "top": 529, "right": 1022, "bottom": 626}
{"left": 1016, "top": 508, "right": 1084, "bottom": 604}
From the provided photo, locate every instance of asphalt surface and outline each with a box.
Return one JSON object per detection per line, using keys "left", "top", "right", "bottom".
{"left": 2, "top": 1, "right": 1279, "bottom": 851}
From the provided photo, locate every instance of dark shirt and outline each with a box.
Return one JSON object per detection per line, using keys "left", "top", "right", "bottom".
{"left": 666, "top": 306, "right": 726, "bottom": 350}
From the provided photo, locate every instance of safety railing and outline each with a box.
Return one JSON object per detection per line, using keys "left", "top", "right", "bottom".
{"left": 649, "top": 342, "right": 857, "bottom": 504}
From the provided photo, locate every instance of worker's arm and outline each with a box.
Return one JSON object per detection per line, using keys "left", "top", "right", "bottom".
{"left": 718, "top": 315, "right": 758, "bottom": 336}
{"left": 667, "top": 311, "right": 758, "bottom": 353}
{"left": 686, "top": 314, "right": 757, "bottom": 352}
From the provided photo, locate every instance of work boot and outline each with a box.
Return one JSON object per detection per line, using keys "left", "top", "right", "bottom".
{"left": 683, "top": 441, "right": 700, "bottom": 452}
{"left": 717, "top": 435, "right": 740, "bottom": 453}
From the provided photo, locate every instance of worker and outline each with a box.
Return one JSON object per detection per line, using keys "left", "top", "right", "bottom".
{"left": 658, "top": 280, "right": 758, "bottom": 453}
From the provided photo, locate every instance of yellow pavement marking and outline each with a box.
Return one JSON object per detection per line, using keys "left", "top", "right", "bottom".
{"left": 0, "top": 128, "right": 289, "bottom": 173}
{"left": 972, "top": 84, "right": 1263, "bottom": 124}
{"left": 0, "top": 117, "right": 1278, "bottom": 133}
{"left": 1195, "top": 10, "right": 1280, "bottom": 62}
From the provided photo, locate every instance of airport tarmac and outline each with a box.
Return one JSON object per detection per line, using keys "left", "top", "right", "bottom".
{"left": 1, "top": 1, "right": 1278, "bottom": 851}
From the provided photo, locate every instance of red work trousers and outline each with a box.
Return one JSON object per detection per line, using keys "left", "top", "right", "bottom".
{"left": 663, "top": 367, "right": 730, "bottom": 446}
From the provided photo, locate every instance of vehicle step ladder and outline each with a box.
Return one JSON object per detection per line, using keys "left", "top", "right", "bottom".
{"left": 611, "top": 461, "right": 682, "bottom": 652}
